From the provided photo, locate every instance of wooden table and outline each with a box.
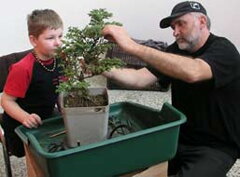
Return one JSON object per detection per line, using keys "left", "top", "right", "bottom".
{"left": 25, "top": 144, "right": 168, "bottom": 177}
{"left": 121, "top": 162, "right": 168, "bottom": 177}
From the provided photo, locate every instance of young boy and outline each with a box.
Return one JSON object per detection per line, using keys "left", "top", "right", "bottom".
{"left": 1, "top": 9, "right": 63, "bottom": 157}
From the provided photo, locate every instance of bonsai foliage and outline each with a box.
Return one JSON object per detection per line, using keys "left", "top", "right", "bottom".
{"left": 56, "top": 9, "right": 124, "bottom": 106}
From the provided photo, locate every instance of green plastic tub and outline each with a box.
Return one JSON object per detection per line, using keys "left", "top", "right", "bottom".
{"left": 15, "top": 102, "right": 186, "bottom": 177}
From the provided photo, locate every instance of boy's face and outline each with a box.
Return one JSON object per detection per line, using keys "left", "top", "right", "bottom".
{"left": 30, "top": 27, "right": 63, "bottom": 59}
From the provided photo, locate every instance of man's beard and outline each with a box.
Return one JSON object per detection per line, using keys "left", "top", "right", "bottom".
{"left": 176, "top": 32, "right": 200, "bottom": 52}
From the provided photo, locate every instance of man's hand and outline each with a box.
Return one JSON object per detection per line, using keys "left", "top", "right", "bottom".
{"left": 22, "top": 113, "right": 42, "bottom": 128}
{"left": 102, "top": 25, "right": 137, "bottom": 53}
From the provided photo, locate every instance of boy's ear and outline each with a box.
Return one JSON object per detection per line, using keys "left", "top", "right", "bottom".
{"left": 29, "top": 35, "right": 37, "bottom": 47}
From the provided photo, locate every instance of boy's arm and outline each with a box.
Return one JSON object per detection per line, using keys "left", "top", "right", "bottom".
{"left": 1, "top": 92, "right": 42, "bottom": 128}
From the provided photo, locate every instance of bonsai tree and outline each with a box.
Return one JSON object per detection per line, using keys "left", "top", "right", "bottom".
{"left": 56, "top": 8, "right": 124, "bottom": 107}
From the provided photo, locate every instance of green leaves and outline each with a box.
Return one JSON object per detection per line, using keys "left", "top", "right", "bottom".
{"left": 56, "top": 8, "right": 124, "bottom": 94}
{"left": 56, "top": 79, "right": 90, "bottom": 94}
{"left": 88, "top": 8, "right": 112, "bottom": 26}
{"left": 88, "top": 58, "right": 125, "bottom": 75}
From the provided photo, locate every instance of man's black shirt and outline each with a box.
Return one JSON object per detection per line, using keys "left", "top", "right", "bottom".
{"left": 149, "top": 34, "right": 240, "bottom": 158}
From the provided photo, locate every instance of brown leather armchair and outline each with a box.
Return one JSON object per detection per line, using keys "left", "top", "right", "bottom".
{"left": 0, "top": 49, "right": 32, "bottom": 92}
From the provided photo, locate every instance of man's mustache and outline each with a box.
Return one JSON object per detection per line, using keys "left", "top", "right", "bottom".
{"left": 176, "top": 37, "right": 187, "bottom": 43}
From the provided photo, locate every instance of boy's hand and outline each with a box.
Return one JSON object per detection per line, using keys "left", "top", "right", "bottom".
{"left": 23, "top": 113, "right": 42, "bottom": 128}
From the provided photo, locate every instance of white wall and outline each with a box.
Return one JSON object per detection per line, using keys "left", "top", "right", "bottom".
{"left": 0, "top": 0, "right": 239, "bottom": 55}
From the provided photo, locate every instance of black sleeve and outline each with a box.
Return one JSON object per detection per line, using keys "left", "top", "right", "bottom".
{"left": 200, "top": 38, "right": 240, "bottom": 88}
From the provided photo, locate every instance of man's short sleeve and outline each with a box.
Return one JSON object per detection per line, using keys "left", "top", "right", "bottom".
{"left": 200, "top": 38, "right": 240, "bottom": 88}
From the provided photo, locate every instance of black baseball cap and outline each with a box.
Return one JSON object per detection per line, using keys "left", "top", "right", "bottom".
{"left": 160, "top": 1, "right": 207, "bottom": 28}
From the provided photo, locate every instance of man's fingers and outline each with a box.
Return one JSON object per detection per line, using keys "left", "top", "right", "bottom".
{"left": 104, "top": 34, "right": 115, "bottom": 43}
{"left": 102, "top": 25, "right": 116, "bottom": 42}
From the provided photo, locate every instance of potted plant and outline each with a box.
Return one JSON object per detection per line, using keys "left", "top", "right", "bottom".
{"left": 56, "top": 8, "right": 124, "bottom": 147}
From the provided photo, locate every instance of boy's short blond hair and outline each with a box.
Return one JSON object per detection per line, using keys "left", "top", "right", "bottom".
{"left": 27, "top": 9, "right": 63, "bottom": 38}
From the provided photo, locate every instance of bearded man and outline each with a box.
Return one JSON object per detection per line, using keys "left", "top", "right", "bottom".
{"left": 102, "top": 1, "right": 240, "bottom": 177}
